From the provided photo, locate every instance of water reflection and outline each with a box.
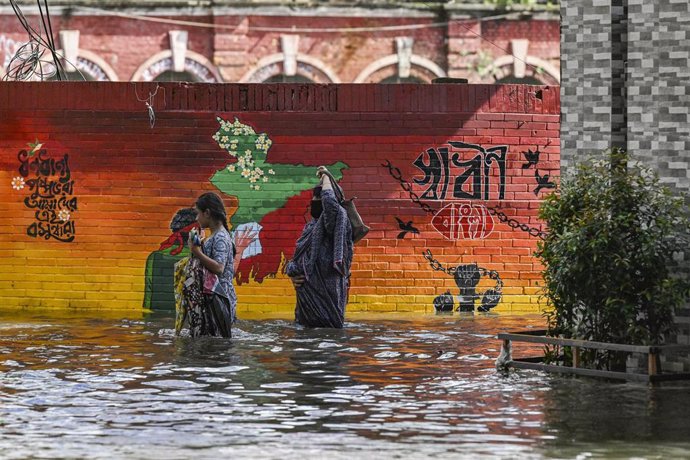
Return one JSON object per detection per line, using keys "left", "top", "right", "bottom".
{"left": 1, "top": 310, "right": 689, "bottom": 459}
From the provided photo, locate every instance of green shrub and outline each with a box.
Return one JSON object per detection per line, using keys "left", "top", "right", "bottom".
{"left": 535, "top": 148, "right": 690, "bottom": 370}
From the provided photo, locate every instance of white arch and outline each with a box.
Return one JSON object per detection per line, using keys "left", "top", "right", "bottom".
{"left": 354, "top": 54, "right": 446, "bottom": 83}
{"left": 130, "top": 49, "right": 223, "bottom": 82}
{"left": 487, "top": 55, "right": 560, "bottom": 84}
{"left": 239, "top": 52, "right": 341, "bottom": 83}
{"left": 55, "top": 48, "right": 120, "bottom": 81}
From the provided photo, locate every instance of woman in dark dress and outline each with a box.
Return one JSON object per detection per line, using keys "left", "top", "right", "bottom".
{"left": 286, "top": 166, "right": 354, "bottom": 328}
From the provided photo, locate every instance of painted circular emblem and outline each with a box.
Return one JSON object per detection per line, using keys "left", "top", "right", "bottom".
{"left": 432, "top": 203, "right": 494, "bottom": 240}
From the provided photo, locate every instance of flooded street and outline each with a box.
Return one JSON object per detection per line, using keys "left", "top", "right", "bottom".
{"left": 1, "top": 310, "right": 689, "bottom": 459}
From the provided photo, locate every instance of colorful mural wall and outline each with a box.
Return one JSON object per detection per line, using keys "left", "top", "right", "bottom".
{"left": 0, "top": 82, "right": 560, "bottom": 314}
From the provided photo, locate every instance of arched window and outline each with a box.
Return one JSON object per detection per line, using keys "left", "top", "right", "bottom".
{"left": 132, "top": 51, "right": 222, "bottom": 83}
{"left": 354, "top": 55, "right": 446, "bottom": 84}
{"left": 483, "top": 40, "right": 560, "bottom": 85}
{"left": 494, "top": 75, "right": 545, "bottom": 85}
{"left": 263, "top": 74, "right": 315, "bottom": 83}
{"left": 378, "top": 75, "right": 426, "bottom": 84}
{"left": 153, "top": 70, "right": 203, "bottom": 82}
{"left": 241, "top": 55, "right": 339, "bottom": 84}
{"left": 47, "top": 52, "right": 118, "bottom": 81}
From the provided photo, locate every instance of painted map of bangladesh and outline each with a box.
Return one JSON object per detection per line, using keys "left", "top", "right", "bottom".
{"left": 210, "top": 117, "right": 348, "bottom": 283}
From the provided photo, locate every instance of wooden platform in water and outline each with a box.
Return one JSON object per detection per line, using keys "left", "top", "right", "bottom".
{"left": 497, "top": 330, "right": 690, "bottom": 383}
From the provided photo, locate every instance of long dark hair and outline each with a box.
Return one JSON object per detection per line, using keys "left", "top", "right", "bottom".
{"left": 195, "top": 192, "right": 229, "bottom": 232}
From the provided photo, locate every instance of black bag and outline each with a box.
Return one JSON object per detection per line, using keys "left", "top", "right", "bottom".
{"left": 325, "top": 172, "right": 370, "bottom": 244}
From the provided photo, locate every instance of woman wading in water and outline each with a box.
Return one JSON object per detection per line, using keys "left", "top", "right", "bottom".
{"left": 286, "top": 166, "right": 354, "bottom": 328}
{"left": 176, "top": 192, "right": 252, "bottom": 337}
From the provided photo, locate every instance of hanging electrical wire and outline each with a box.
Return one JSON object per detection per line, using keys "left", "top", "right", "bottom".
{"left": 4, "top": 0, "right": 85, "bottom": 81}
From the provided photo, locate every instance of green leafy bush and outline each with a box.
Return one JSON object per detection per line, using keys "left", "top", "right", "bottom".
{"left": 535, "top": 148, "right": 690, "bottom": 370}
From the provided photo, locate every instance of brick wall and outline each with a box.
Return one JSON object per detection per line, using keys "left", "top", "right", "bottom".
{"left": 561, "top": 0, "right": 690, "bottom": 369}
{"left": 0, "top": 82, "right": 559, "bottom": 314}
{"left": 561, "top": 0, "right": 690, "bottom": 194}
{"left": 0, "top": 9, "right": 559, "bottom": 85}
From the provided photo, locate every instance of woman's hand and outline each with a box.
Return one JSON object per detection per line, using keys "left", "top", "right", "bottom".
{"left": 316, "top": 165, "right": 329, "bottom": 178}
{"left": 290, "top": 274, "right": 306, "bottom": 289}
{"left": 232, "top": 226, "right": 259, "bottom": 273}
{"left": 187, "top": 231, "right": 199, "bottom": 254}
{"left": 317, "top": 165, "right": 331, "bottom": 188}
{"left": 234, "top": 227, "right": 258, "bottom": 256}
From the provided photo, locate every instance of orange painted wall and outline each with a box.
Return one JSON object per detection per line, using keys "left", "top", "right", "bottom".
{"left": 0, "top": 82, "right": 559, "bottom": 314}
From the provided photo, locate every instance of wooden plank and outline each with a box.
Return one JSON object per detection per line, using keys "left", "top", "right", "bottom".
{"left": 499, "top": 332, "right": 690, "bottom": 354}
{"left": 497, "top": 332, "right": 653, "bottom": 353}
{"left": 509, "top": 359, "right": 652, "bottom": 382}
{"left": 649, "top": 373, "right": 690, "bottom": 383}
{"left": 573, "top": 346, "right": 580, "bottom": 368}
{"left": 648, "top": 353, "right": 660, "bottom": 376}
{"left": 508, "top": 329, "right": 547, "bottom": 336}
{"left": 649, "top": 343, "right": 690, "bottom": 353}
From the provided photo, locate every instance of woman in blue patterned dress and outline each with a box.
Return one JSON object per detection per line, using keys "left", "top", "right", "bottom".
{"left": 286, "top": 166, "right": 354, "bottom": 328}
{"left": 185, "top": 192, "right": 249, "bottom": 337}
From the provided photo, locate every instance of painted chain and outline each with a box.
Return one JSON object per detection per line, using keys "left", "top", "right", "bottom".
{"left": 381, "top": 159, "right": 548, "bottom": 240}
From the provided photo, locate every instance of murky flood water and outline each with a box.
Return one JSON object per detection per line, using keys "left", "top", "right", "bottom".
{"left": 1, "top": 310, "right": 689, "bottom": 459}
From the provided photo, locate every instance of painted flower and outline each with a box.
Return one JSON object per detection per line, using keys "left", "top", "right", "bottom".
{"left": 268, "top": 169, "right": 275, "bottom": 175}
{"left": 227, "top": 165, "right": 236, "bottom": 172}
{"left": 11, "top": 176, "right": 25, "bottom": 190}
{"left": 58, "top": 209, "right": 70, "bottom": 222}
{"left": 241, "top": 169, "right": 251, "bottom": 178}
{"left": 262, "top": 176, "right": 269, "bottom": 183}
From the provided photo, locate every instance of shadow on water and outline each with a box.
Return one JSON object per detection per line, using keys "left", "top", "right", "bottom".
{"left": 1, "top": 309, "right": 689, "bottom": 459}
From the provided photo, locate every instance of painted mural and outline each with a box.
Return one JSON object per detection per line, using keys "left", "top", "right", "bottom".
{"left": 144, "top": 117, "right": 348, "bottom": 308}
{"left": 1, "top": 83, "right": 559, "bottom": 314}
{"left": 381, "top": 137, "right": 550, "bottom": 314}
{"left": 13, "top": 141, "right": 77, "bottom": 243}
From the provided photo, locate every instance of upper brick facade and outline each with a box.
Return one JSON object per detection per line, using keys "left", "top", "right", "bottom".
{"left": 0, "top": 2, "right": 559, "bottom": 86}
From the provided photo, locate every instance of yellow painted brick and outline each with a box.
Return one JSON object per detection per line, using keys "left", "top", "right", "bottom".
{"left": 93, "top": 300, "right": 141, "bottom": 309}
{"left": 0, "top": 289, "right": 27, "bottom": 297}
{"left": 367, "top": 303, "right": 397, "bottom": 312}
{"left": 347, "top": 303, "right": 367, "bottom": 312}
{"left": 384, "top": 295, "right": 415, "bottom": 304}
{"left": 394, "top": 303, "right": 422, "bottom": 312}
{"left": 404, "top": 287, "right": 437, "bottom": 295}
{"left": 5, "top": 281, "right": 43, "bottom": 290}
{"left": 413, "top": 295, "right": 436, "bottom": 304}
{"left": 349, "top": 295, "right": 380, "bottom": 304}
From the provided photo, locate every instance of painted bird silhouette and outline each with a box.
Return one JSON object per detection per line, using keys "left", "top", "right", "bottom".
{"left": 521, "top": 148, "right": 540, "bottom": 169}
{"left": 534, "top": 170, "right": 556, "bottom": 195}
{"left": 395, "top": 217, "right": 420, "bottom": 239}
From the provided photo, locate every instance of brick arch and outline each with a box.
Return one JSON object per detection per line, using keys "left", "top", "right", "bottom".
{"left": 130, "top": 50, "right": 223, "bottom": 83}
{"left": 240, "top": 53, "right": 341, "bottom": 83}
{"left": 55, "top": 49, "right": 120, "bottom": 81}
{"left": 485, "top": 55, "right": 560, "bottom": 85}
{"left": 354, "top": 55, "right": 446, "bottom": 83}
